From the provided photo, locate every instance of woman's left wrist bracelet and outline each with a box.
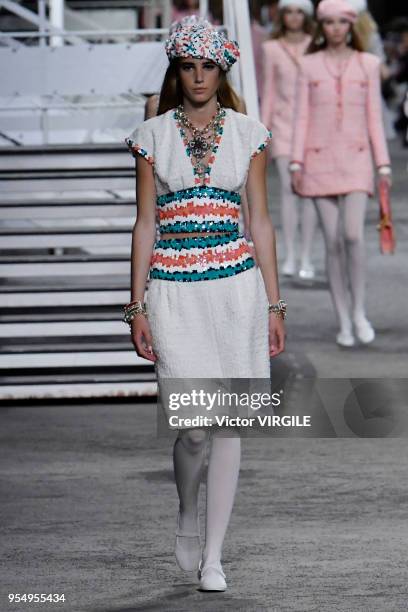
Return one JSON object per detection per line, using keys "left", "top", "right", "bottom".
{"left": 123, "top": 300, "right": 147, "bottom": 326}
{"left": 268, "top": 299, "right": 287, "bottom": 320}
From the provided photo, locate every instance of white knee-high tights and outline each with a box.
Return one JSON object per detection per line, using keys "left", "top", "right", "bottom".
{"left": 173, "top": 427, "right": 240, "bottom": 567}
{"left": 314, "top": 191, "right": 369, "bottom": 331}
{"left": 275, "top": 155, "right": 318, "bottom": 269}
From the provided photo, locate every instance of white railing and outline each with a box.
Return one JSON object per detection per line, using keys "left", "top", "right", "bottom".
{"left": 0, "top": 0, "right": 259, "bottom": 145}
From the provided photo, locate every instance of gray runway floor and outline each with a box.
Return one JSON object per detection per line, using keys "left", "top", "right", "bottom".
{"left": 0, "top": 402, "right": 407, "bottom": 612}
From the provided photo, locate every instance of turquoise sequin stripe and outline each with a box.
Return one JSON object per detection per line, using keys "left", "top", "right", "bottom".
{"left": 157, "top": 185, "right": 241, "bottom": 207}
{"left": 149, "top": 258, "right": 255, "bottom": 282}
{"left": 159, "top": 220, "right": 239, "bottom": 234}
{"left": 155, "top": 231, "right": 241, "bottom": 250}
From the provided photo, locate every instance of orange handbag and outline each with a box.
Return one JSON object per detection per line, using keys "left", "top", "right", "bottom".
{"left": 377, "top": 179, "right": 396, "bottom": 254}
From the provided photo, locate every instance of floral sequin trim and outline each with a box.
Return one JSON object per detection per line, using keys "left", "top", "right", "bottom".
{"left": 251, "top": 130, "right": 273, "bottom": 159}
{"left": 124, "top": 137, "right": 154, "bottom": 166}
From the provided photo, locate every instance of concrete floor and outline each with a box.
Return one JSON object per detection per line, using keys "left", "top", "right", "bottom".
{"left": 1, "top": 403, "right": 408, "bottom": 612}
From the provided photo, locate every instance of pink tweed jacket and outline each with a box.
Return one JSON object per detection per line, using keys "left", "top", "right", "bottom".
{"left": 291, "top": 50, "right": 391, "bottom": 197}
{"left": 260, "top": 36, "right": 311, "bottom": 159}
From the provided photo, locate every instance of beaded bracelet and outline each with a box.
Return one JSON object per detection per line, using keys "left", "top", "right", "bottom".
{"left": 123, "top": 300, "right": 147, "bottom": 326}
{"left": 268, "top": 299, "right": 287, "bottom": 320}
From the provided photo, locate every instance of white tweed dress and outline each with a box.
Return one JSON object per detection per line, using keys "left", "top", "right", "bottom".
{"left": 125, "top": 107, "right": 273, "bottom": 427}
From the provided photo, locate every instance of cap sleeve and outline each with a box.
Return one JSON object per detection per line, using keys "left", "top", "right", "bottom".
{"left": 124, "top": 122, "right": 154, "bottom": 166}
{"left": 249, "top": 119, "right": 272, "bottom": 160}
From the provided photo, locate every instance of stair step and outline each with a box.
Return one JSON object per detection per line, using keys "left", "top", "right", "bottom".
{"left": 0, "top": 203, "right": 135, "bottom": 219}
{"left": 0, "top": 380, "right": 157, "bottom": 401}
{"left": 0, "top": 350, "right": 151, "bottom": 368}
{"left": 0, "top": 176, "right": 134, "bottom": 193}
{"left": 0, "top": 197, "right": 135, "bottom": 206}
{"left": 0, "top": 290, "right": 129, "bottom": 307}
{"left": 0, "top": 306, "right": 120, "bottom": 320}
{"left": 0, "top": 232, "right": 131, "bottom": 248}
{"left": 0, "top": 227, "right": 131, "bottom": 234}
{"left": 1, "top": 260, "right": 129, "bottom": 276}
{"left": 1, "top": 365, "right": 154, "bottom": 384}
{"left": 1, "top": 373, "right": 155, "bottom": 385}
{"left": 0, "top": 336, "right": 131, "bottom": 352}
{"left": 0, "top": 319, "right": 129, "bottom": 338}
{"left": 0, "top": 276, "right": 129, "bottom": 291}
{"left": 0, "top": 147, "right": 130, "bottom": 171}
{"left": 0, "top": 168, "right": 131, "bottom": 180}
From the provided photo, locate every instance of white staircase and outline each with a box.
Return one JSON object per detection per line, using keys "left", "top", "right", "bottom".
{"left": 0, "top": 144, "right": 157, "bottom": 400}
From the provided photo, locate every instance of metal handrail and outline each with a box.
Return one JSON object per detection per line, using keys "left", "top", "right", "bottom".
{"left": 0, "top": 26, "right": 227, "bottom": 40}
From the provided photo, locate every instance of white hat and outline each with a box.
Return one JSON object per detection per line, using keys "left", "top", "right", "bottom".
{"left": 344, "top": 0, "right": 368, "bottom": 13}
{"left": 278, "top": 0, "right": 314, "bottom": 16}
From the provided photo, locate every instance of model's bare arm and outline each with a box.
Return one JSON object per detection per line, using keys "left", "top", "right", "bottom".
{"left": 246, "top": 149, "right": 280, "bottom": 303}
{"left": 246, "top": 149, "right": 285, "bottom": 356}
{"left": 130, "top": 155, "right": 157, "bottom": 361}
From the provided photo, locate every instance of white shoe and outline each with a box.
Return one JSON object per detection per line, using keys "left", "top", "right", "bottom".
{"left": 353, "top": 317, "right": 375, "bottom": 344}
{"left": 336, "top": 329, "right": 355, "bottom": 347}
{"left": 282, "top": 260, "right": 296, "bottom": 276}
{"left": 298, "top": 264, "right": 315, "bottom": 280}
{"left": 175, "top": 510, "right": 201, "bottom": 572}
{"left": 198, "top": 559, "right": 227, "bottom": 591}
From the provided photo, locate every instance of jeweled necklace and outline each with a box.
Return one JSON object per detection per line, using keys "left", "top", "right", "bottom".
{"left": 175, "top": 102, "right": 225, "bottom": 179}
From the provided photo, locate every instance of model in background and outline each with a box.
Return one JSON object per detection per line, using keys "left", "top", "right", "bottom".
{"left": 290, "top": 0, "right": 391, "bottom": 347}
{"left": 261, "top": 0, "right": 281, "bottom": 36}
{"left": 171, "top": 0, "right": 218, "bottom": 24}
{"left": 261, "top": 0, "right": 318, "bottom": 278}
{"left": 249, "top": 0, "right": 269, "bottom": 101}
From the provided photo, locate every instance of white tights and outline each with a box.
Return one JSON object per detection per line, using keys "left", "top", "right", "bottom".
{"left": 275, "top": 156, "right": 318, "bottom": 268}
{"left": 173, "top": 427, "right": 240, "bottom": 567}
{"left": 314, "top": 192, "right": 369, "bottom": 331}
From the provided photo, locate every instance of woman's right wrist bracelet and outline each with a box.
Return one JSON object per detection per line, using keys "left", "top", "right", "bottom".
{"left": 123, "top": 299, "right": 147, "bottom": 326}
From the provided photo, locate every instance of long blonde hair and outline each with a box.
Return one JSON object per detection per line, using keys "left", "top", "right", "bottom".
{"left": 156, "top": 58, "right": 242, "bottom": 115}
{"left": 353, "top": 11, "right": 377, "bottom": 51}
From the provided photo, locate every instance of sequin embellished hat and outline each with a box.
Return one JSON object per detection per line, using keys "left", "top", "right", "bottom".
{"left": 165, "top": 15, "right": 240, "bottom": 72}
{"left": 317, "top": 0, "right": 358, "bottom": 23}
